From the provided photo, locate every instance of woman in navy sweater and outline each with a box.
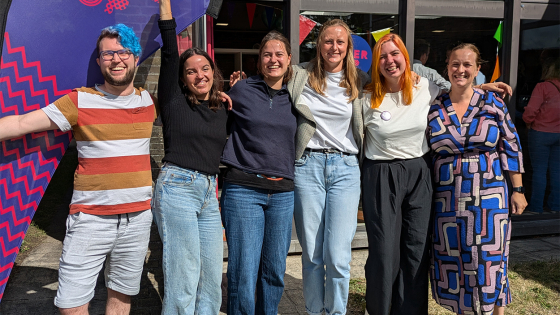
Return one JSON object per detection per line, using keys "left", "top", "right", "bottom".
{"left": 220, "top": 30, "right": 297, "bottom": 315}
{"left": 152, "top": 1, "right": 229, "bottom": 314}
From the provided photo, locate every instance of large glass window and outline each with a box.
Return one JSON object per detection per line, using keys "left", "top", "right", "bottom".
{"left": 516, "top": 19, "right": 560, "bottom": 214}
{"left": 414, "top": 16, "right": 502, "bottom": 83}
{"left": 213, "top": 0, "right": 286, "bottom": 89}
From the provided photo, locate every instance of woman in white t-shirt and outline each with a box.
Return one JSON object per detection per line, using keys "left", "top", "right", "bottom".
{"left": 361, "top": 33, "right": 511, "bottom": 315}
{"left": 289, "top": 19, "right": 364, "bottom": 315}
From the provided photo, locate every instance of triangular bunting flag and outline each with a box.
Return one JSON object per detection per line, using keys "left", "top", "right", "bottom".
{"left": 265, "top": 7, "right": 274, "bottom": 28}
{"left": 491, "top": 54, "right": 501, "bottom": 83}
{"left": 299, "top": 15, "right": 317, "bottom": 44}
{"left": 227, "top": 2, "right": 235, "bottom": 22}
{"left": 371, "top": 28, "right": 391, "bottom": 42}
{"left": 494, "top": 21, "right": 503, "bottom": 49}
{"left": 247, "top": 3, "right": 256, "bottom": 28}
{"left": 491, "top": 21, "right": 503, "bottom": 82}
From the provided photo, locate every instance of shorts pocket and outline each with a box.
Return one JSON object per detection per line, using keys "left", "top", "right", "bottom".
{"left": 65, "top": 212, "right": 84, "bottom": 232}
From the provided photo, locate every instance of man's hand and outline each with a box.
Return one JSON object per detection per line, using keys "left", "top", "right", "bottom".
{"left": 229, "top": 71, "right": 247, "bottom": 88}
{"left": 411, "top": 71, "right": 421, "bottom": 84}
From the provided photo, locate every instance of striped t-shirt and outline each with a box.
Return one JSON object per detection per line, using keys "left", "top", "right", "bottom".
{"left": 42, "top": 86, "right": 156, "bottom": 215}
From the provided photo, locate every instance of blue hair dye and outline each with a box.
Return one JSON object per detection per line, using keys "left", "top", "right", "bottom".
{"left": 101, "top": 24, "right": 142, "bottom": 57}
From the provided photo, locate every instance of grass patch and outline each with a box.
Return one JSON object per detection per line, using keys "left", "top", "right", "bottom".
{"left": 348, "top": 260, "right": 560, "bottom": 315}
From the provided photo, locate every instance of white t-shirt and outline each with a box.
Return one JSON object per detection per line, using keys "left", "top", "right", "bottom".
{"left": 363, "top": 77, "right": 440, "bottom": 160}
{"left": 299, "top": 70, "right": 359, "bottom": 154}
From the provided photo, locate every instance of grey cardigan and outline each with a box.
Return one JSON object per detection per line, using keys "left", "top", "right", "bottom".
{"left": 287, "top": 63, "right": 365, "bottom": 160}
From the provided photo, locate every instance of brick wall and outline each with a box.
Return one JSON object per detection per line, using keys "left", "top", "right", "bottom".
{"left": 134, "top": 50, "right": 165, "bottom": 182}
{"left": 133, "top": 49, "right": 165, "bottom": 312}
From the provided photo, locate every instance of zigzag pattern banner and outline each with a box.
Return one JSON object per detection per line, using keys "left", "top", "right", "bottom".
{"left": 0, "top": 0, "right": 212, "bottom": 301}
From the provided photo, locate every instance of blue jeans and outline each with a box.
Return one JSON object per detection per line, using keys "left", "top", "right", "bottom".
{"left": 152, "top": 163, "right": 223, "bottom": 315}
{"left": 528, "top": 129, "right": 560, "bottom": 212}
{"left": 220, "top": 182, "right": 294, "bottom": 315}
{"left": 294, "top": 151, "right": 361, "bottom": 315}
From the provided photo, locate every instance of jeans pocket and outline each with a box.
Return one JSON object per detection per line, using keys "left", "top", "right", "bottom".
{"left": 295, "top": 154, "right": 309, "bottom": 167}
{"left": 343, "top": 154, "right": 359, "bottom": 167}
{"left": 162, "top": 170, "right": 195, "bottom": 188}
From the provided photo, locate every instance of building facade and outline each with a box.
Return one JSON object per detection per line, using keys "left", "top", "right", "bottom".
{"left": 138, "top": 0, "right": 560, "bottom": 240}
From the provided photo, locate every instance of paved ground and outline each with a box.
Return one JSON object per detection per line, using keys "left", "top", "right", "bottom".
{"left": 1, "top": 219, "right": 558, "bottom": 315}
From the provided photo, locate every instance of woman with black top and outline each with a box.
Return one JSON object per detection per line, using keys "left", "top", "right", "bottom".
{"left": 152, "top": 1, "right": 228, "bottom": 314}
{"left": 220, "top": 31, "right": 297, "bottom": 315}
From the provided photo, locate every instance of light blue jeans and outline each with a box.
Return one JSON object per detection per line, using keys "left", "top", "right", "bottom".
{"left": 294, "top": 151, "right": 361, "bottom": 315}
{"left": 152, "top": 163, "right": 223, "bottom": 315}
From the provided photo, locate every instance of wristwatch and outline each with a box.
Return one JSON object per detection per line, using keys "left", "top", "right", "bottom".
{"left": 512, "top": 186, "right": 525, "bottom": 194}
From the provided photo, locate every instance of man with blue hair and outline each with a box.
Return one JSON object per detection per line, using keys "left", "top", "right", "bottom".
{"left": 0, "top": 24, "right": 156, "bottom": 314}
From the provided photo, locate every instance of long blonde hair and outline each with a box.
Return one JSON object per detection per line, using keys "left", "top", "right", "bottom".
{"left": 365, "top": 33, "right": 414, "bottom": 109}
{"left": 542, "top": 58, "right": 560, "bottom": 81}
{"left": 307, "top": 19, "right": 360, "bottom": 102}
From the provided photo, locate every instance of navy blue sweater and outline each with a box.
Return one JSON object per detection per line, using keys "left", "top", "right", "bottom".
{"left": 221, "top": 75, "right": 297, "bottom": 180}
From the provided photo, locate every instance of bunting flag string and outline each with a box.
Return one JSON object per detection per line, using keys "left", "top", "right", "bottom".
{"left": 490, "top": 21, "right": 503, "bottom": 83}
{"left": 242, "top": 3, "right": 283, "bottom": 29}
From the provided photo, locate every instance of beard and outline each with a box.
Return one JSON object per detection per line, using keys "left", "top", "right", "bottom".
{"left": 102, "top": 66, "right": 136, "bottom": 87}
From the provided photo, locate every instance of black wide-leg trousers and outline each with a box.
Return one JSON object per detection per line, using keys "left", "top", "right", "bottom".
{"left": 361, "top": 155, "right": 433, "bottom": 315}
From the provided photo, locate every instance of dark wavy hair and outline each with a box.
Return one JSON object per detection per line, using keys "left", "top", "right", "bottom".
{"left": 179, "top": 47, "right": 224, "bottom": 111}
{"left": 256, "top": 30, "right": 293, "bottom": 85}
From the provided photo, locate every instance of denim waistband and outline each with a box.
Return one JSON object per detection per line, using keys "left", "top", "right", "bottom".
{"left": 304, "top": 148, "right": 354, "bottom": 156}
{"left": 162, "top": 162, "right": 218, "bottom": 180}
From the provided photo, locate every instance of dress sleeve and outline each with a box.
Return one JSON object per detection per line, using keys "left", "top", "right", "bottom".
{"left": 522, "top": 82, "right": 545, "bottom": 124}
{"left": 490, "top": 92, "right": 524, "bottom": 173}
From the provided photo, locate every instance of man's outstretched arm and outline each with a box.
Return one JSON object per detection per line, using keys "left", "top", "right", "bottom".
{"left": 0, "top": 109, "right": 59, "bottom": 142}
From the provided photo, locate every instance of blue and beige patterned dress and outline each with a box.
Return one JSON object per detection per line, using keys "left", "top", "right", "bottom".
{"left": 427, "top": 89, "right": 524, "bottom": 315}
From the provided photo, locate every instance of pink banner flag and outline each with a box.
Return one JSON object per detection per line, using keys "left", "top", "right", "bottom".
{"left": 299, "top": 15, "right": 317, "bottom": 44}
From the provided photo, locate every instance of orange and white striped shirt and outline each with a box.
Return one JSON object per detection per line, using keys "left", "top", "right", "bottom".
{"left": 42, "top": 86, "right": 156, "bottom": 215}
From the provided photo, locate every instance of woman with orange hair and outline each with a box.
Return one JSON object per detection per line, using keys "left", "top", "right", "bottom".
{"left": 361, "top": 34, "right": 511, "bottom": 315}
{"left": 361, "top": 33, "right": 439, "bottom": 315}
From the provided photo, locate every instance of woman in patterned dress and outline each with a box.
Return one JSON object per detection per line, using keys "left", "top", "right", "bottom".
{"left": 427, "top": 43, "right": 528, "bottom": 315}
